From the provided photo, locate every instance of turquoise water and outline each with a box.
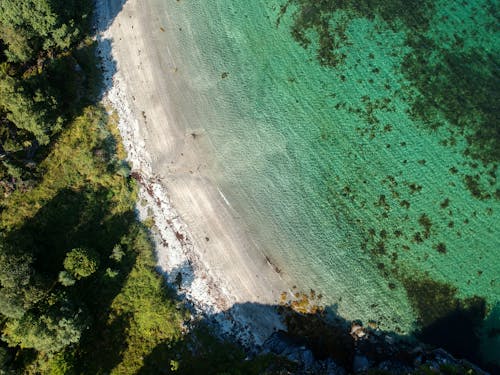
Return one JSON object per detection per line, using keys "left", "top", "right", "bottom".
{"left": 154, "top": 0, "right": 499, "bottom": 367}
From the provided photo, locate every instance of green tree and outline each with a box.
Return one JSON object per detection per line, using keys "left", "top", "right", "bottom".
{"left": 0, "top": 69, "right": 57, "bottom": 145}
{"left": 2, "top": 311, "right": 83, "bottom": 353}
{"left": 63, "top": 247, "right": 99, "bottom": 279}
{"left": 0, "top": 0, "right": 89, "bottom": 62}
{"left": 0, "top": 290, "right": 25, "bottom": 319}
{"left": 0, "top": 251, "right": 32, "bottom": 290}
{"left": 57, "top": 271, "right": 76, "bottom": 287}
{"left": 0, "top": 247, "right": 45, "bottom": 319}
{"left": 0, "top": 244, "right": 33, "bottom": 318}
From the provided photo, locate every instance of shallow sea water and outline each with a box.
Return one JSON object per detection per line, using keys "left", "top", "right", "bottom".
{"left": 151, "top": 0, "right": 499, "bottom": 367}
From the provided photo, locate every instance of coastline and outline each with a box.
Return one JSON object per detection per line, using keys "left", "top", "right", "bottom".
{"left": 95, "top": 0, "right": 291, "bottom": 346}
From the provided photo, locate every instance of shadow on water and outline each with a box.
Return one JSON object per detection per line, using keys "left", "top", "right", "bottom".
{"left": 481, "top": 303, "right": 500, "bottom": 367}
{"left": 418, "top": 301, "right": 485, "bottom": 364}
{"left": 134, "top": 297, "right": 500, "bottom": 374}
{"left": 402, "top": 275, "right": 490, "bottom": 367}
{"left": 132, "top": 259, "right": 499, "bottom": 374}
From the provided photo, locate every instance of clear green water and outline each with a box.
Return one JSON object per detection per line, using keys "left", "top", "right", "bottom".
{"left": 153, "top": 0, "right": 499, "bottom": 367}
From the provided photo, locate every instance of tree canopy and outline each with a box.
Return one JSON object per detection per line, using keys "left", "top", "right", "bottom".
{"left": 63, "top": 247, "right": 100, "bottom": 279}
{"left": 0, "top": 0, "right": 90, "bottom": 62}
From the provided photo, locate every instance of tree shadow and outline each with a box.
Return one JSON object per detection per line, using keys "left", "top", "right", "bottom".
{"left": 139, "top": 254, "right": 498, "bottom": 372}
{"left": 2, "top": 187, "right": 138, "bottom": 373}
{"left": 134, "top": 233, "right": 497, "bottom": 373}
{"left": 481, "top": 302, "right": 500, "bottom": 370}
{"left": 78, "top": 313, "right": 132, "bottom": 374}
{"left": 6, "top": 188, "right": 133, "bottom": 274}
{"left": 135, "top": 296, "right": 498, "bottom": 374}
{"left": 95, "top": 36, "right": 117, "bottom": 100}
{"left": 167, "top": 260, "right": 196, "bottom": 292}
{"left": 93, "top": 0, "right": 128, "bottom": 101}
{"left": 94, "top": 0, "right": 128, "bottom": 34}
{"left": 136, "top": 340, "right": 176, "bottom": 375}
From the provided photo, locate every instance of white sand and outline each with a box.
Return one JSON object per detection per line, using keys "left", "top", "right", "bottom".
{"left": 95, "top": 0, "right": 293, "bottom": 346}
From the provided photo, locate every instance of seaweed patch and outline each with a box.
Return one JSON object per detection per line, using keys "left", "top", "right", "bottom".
{"left": 280, "top": 0, "right": 500, "bottom": 198}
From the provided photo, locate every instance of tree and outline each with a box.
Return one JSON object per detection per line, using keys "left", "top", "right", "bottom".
{"left": 2, "top": 310, "right": 83, "bottom": 353}
{"left": 0, "top": 290, "right": 25, "bottom": 319}
{"left": 0, "top": 249, "right": 47, "bottom": 319}
{"left": 0, "top": 70, "right": 56, "bottom": 145}
{"left": 63, "top": 248, "right": 99, "bottom": 279}
{"left": 0, "top": 247, "right": 33, "bottom": 318}
{"left": 0, "top": 0, "right": 89, "bottom": 62}
{"left": 0, "top": 242, "right": 50, "bottom": 318}
{"left": 58, "top": 271, "right": 76, "bottom": 287}
{"left": 0, "top": 251, "right": 32, "bottom": 290}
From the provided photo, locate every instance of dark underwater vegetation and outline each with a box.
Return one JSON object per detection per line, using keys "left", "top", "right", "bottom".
{"left": 278, "top": 0, "right": 499, "bottom": 370}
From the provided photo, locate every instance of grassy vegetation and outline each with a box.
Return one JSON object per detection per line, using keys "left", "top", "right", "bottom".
{"left": 105, "top": 230, "right": 188, "bottom": 375}
{"left": 0, "top": 101, "right": 186, "bottom": 373}
{"left": 0, "top": 106, "right": 131, "bottom": 230}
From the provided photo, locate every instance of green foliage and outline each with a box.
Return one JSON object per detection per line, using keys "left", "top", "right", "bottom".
{"left": 0, "top": 70, "right": 55, "bottom": 145}
{"left": 43, "top": 351, "right": 76, "bottom": 375}
{"left": 0, "top": 0, "right": 98, "bottom": 180}
{"left": 0, "top": 1, "right": 203, "bottom": 373}
{"left": 97, "top": 226, "right": 188, "bottom": 375}
{"left": 0, "top": 347, "right": 9, "bottom": 366}
{"left": 63, "top": 248, "right": 100, "bottom": 279}
{"left": 0, "top": 100, "right": 194, "bottom": 374}
{"left": 0, "top": 250, "right": 32, "bottom": 290}
{"left": 0, "top": 246, "right": 46, "bottom": 319}
{"left": 0, "top": 161, "right": 22, "bottom": 180}
{"left": 2, "top": 311, "right": 83, "bottom": 353}
{"left": 57, "top": 271, "right": 76, "bottom": 287}
{"left": 0, "top": 106, "right": 134, "bottom": 231}
{"left": 0, "top": 0, "right": 91, "bottom": 62}
{"left": 0, "top": 102, "right": 141, "bottom": 372}
{"left": 110, "top": 244, "right": 125, "bottom": 262}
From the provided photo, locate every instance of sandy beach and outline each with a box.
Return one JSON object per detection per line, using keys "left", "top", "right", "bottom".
{"left": 96, "top": 0, "right": 293, "bottom": 345}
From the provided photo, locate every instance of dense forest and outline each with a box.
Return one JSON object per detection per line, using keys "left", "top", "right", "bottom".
{"left": 0, "top": 1, "right": 287, "bottom": 373}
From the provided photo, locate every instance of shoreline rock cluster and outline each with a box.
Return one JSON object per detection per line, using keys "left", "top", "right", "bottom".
{"left": 261, "top": 317, "right": 489, "bottom": 374}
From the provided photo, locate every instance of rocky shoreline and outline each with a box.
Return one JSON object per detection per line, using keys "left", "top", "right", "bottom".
{"left": 261, "top": 313, "right": 490, "bottom": 374}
